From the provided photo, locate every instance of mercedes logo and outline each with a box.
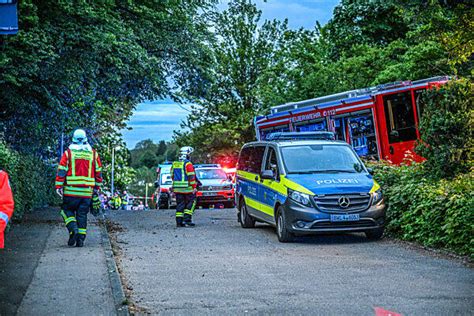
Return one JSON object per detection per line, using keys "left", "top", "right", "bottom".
{"left": 208, "top": 186, "right": 213, "bottom": 191}
{"left": 338, "top": 196, "right": 350, "bottom": 208}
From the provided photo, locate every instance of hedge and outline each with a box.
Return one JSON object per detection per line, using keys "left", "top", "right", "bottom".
{"left": 369, "top": 161, "right": 474, "bottom": 259}
{"left": 0, "top": 141, "right": 58, "bottom": 222}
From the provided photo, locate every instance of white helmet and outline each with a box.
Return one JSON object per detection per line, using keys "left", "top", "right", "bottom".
{"left": 72, "top": 129, "right": 88, "bottom": 144}
{"left": 179, "top": 146, "right": 194, "bottom": 161}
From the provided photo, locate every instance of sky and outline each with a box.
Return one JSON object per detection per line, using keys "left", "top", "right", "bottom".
{"left": 122, "top": 0, "right": 340, "bottom": 149}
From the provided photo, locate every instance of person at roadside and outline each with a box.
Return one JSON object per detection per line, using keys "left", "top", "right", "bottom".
{"left": 170, "top": 146, "right": 197, "bottom": 227}
{"left": 0, "top": 168, "right": 14, "bottom": 249}
{"left": 55, "top": 129, "right": 103, "bottom": 247}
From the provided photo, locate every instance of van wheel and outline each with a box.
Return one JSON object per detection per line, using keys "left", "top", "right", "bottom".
{"left": 239, "top": 199, "right": 255, "bottom": 228}
{"left": 365, "top": 227, "right": 384, "bottom": 240}
{"left": 276, "top": 206, "right": 294, "bottom": 242}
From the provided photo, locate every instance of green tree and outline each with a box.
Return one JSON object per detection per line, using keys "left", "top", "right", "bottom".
{"left": 176, "top": 0, "right": 289, "bottom": 160}
{"left": 415, "top": 80, "right": 473, "bottom": 179}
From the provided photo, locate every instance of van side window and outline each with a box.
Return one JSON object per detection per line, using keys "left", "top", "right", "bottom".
{"left": 238, "top": 147, "right": 252, "bottom": 172}
{"left": 248, "top": 146, "right": 265, "bottom": 174}
{"left": 264, "top": 147, "right": 279, "bottom": 180}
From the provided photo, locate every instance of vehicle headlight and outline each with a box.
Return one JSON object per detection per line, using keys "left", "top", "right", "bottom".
{"left": 288, "top": 189, "right": 312, "bottom": 207}
{"left": 372, "top": 189, "right": 383, "bottom": 205}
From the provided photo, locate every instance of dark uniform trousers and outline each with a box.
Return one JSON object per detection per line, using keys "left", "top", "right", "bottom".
{"left": 60, "top": 196, "right": 91, "bottom": 240}
{"left": 175, "top": 193, "right": 196, "bottom": 224}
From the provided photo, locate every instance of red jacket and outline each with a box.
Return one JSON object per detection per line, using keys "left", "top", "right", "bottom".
{"left": 0, "top": 170, "right": 15, "bottom": 249}
{"left": 55, "top": 147, "right": 103, "bottom": 198}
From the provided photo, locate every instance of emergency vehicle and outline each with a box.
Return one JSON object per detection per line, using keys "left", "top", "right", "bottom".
{"left": 235, "top": 133, "right": 386, "bottom": 242}
{"left": 195, "top": 164, "right": 235, "bottom": 208}
{"left": 254, "top": 76, "right": 450, "bottom": 164}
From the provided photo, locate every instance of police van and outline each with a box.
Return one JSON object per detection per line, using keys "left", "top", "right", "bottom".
{"left": 235, "top": 132, "right": 386, "bottom": 242}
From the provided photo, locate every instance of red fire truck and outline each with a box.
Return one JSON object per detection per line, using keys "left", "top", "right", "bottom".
{"left": 254, "top": 76, "right": 450, "bottom": 164}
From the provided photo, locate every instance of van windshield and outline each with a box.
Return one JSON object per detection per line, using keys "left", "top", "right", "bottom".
{"left": 281, "top": 144, "right": 366, "bottom": 174}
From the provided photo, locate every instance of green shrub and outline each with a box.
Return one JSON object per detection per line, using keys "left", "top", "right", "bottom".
{"left": 0, "top": 141, "right": 58, "bottom": 222}
{"left": 369, "top": 161, "right": 474, "bottom": 258}
{"left": 415, "top": 80, "right": 473, "bottom": 179}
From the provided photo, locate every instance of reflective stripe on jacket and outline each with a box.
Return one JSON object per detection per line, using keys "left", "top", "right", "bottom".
{"left": 171, "top": 160, "right": 196, "bottom": 194}
{"left": 55, "top": 148, "right": 103, "bottom": 198}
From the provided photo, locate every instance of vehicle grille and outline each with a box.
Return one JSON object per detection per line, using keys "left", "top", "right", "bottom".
{"left": 311, "top": 219, "right": 376, "bottom": 229}
{"left": 313, "top": 193, "right": 371, "bottom": 213}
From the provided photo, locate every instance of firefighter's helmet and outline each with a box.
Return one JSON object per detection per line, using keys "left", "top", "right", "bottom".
{"left": 179, "top": 146, "right": 194, "bottom": 161}
{"left": 72, "top": 129, "right": 88, "bottom": 144}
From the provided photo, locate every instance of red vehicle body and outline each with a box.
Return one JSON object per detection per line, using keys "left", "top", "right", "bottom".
{"left": 254, "top": 76, "right": 449, "bottom": 164}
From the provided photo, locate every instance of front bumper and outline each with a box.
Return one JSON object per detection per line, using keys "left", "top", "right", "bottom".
{"left": 283, "top": 198, "right": 386, "bottom": 235}
{"left": 197, "top": 190, "right": 235, "bottom": 204}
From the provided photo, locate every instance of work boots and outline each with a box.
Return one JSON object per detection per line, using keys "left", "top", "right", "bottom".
{"left": 68, "top": 231, "right": 77, "bottom": 247}
{"left": 76, "top": 238, "right": 84, "bottom": 247}
{"left": 176, "top": 218, "right": 185, "bottom": 227}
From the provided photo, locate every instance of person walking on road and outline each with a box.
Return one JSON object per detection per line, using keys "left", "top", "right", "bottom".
{"left": 0, "top": 168, "right": 14, "bottom": 249}
{"left": 171, "top": 146, "right": 197, "bottom": 227}
{"left": 55, "top": 129, "right": 103, "bottom": 247}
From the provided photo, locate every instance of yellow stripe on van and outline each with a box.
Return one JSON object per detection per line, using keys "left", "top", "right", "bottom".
{"left": 370, "top": 180, "right": 380, "bottom": 193}
{"left": 245, "top": 196, "right": 275, "bottom": 217}
{"left": 280, "top": 175, "right": 314, "bottom": 195}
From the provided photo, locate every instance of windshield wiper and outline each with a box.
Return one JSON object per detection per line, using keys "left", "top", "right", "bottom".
{"left": 324, "top": 169, "right": 357, "bottom": 173}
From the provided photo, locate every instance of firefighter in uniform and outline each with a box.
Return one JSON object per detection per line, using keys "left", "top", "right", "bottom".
{"left": 171, "top": 147, "right": 197, "bottom": 227}
{"left": 0, "top": 169, "right": 14, "bottom": 249}
{"left": 55, "top": 129, "right": 103, "bottom": 247}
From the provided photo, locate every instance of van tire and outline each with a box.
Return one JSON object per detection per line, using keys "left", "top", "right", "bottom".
{"left": 365, "top": 227, "right": 384, "bottom": 240}
{"left": 239, "top": 199, "right": 255, "bottom": 228}
{"left": 276, "top": 206, "right": 294, "bottom": 242}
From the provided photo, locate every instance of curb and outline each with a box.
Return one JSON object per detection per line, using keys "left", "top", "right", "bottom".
{"left": 99, "top": 218, "right": 130, "bottom": 316}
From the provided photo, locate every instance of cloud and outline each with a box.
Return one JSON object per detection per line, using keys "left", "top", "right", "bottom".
{"left": 122, "top": 100, "right": 191, "bottom": 148}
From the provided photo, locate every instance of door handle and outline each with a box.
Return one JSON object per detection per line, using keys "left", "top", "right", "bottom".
{"left": 255, "top": 176, "right": 259, "bottom": 181}
{"left": 389, "top": 146, "right": 394, "bottom": 155}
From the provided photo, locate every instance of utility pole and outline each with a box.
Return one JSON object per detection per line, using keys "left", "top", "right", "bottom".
{"left": 111, "top": 146, "right": 115, "bottom": 195}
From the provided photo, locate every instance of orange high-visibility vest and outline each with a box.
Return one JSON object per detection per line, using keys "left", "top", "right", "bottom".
{"left": 0, "top": 170, "right": 15, "bottom": 249}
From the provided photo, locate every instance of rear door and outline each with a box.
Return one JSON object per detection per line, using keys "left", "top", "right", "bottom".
{"left": 378, "top": 91, "right": 418, "bottom": 163}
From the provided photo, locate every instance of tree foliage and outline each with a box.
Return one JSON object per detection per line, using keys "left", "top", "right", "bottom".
{"left": 415, "top": 80, "right": 473, "bottom": 179}
{"left": 0, "top": 0, "right": 214, "bottom": 157}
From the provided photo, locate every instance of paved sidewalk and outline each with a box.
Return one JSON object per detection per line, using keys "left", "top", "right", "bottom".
{"left": 0, "top": 208, "right": 125, "bottom": 316}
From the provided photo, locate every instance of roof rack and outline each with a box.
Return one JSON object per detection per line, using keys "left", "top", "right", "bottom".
{"left": 266, "top": 131, "right": 335, "bottom": 141}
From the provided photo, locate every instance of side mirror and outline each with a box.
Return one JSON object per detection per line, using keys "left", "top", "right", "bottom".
{"left": 154, "top": 181, "right": 159, "bottom": 188}
{"left": 227, "top": 175, "right": 233, "bottom": 181}
{"left": 260, "top": 170, "right": 275, "bottom": 180}
{"left": 367, "top": 168, "right": 374, "bottom": 175}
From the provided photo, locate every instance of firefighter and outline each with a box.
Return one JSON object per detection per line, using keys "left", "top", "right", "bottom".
{"left": 171, "top": 146, "right": 197, "bottom": 227}
{"left": 122, "top": 191, "right": 128, "bottom": 210}
{"left": 0, "top": 168, "right": 14, "bottom": 249}
{"left": 55, "top": 129, "right": 103, "bottom": 247}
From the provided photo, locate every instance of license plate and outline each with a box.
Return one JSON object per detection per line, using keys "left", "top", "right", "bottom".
{"left": 330, "top": 214, "right": 360, "bottom": 222}
{"left": 203, "top": 192, "right": 218, "bottom": 196}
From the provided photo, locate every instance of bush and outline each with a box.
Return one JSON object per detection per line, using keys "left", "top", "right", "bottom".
{"left": 369, "top": 161, "right": 474, "bottom": 258}
{"left": 0, "top": 141, "right": 58, "bottom": 222}
{"left": 415, "top": 80, "right": 473, "bottom": 179}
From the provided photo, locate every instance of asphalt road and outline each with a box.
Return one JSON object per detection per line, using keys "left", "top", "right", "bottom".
{"left": 108, "top": 208, "right": 473, "bottom": 315}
